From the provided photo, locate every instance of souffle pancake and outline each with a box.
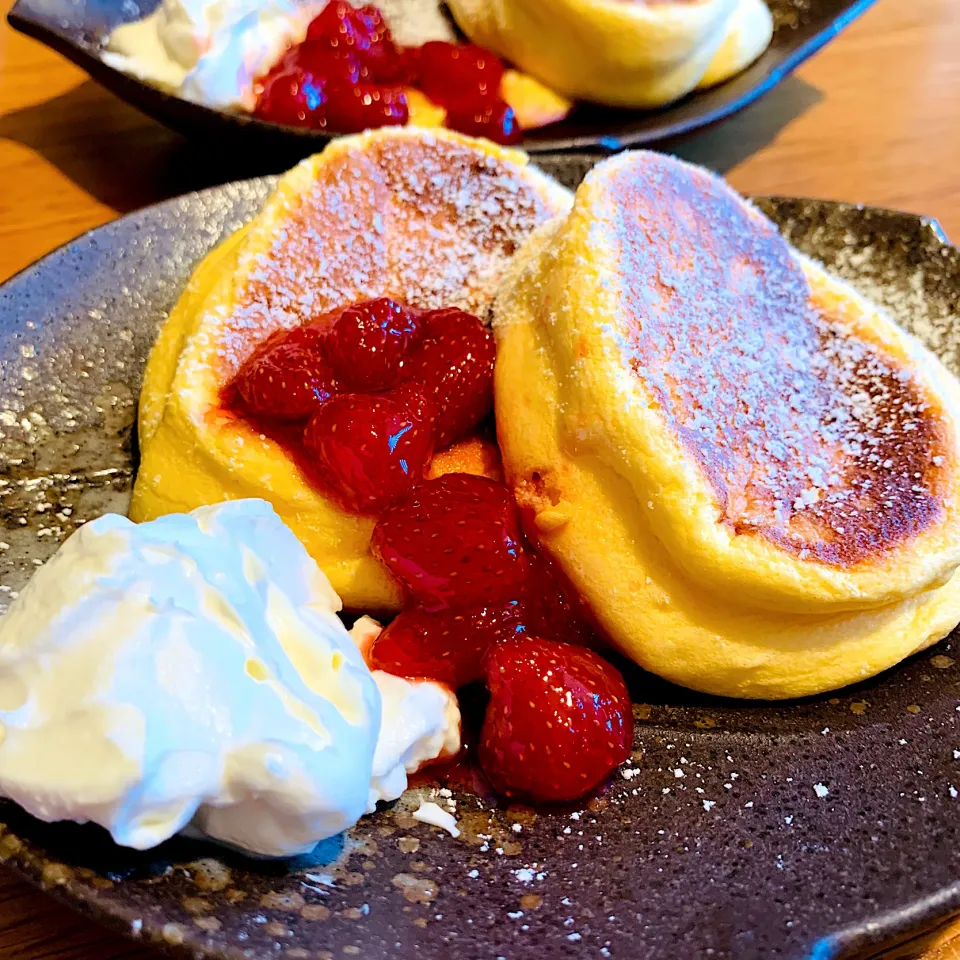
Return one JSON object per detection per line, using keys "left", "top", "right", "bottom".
{"left": 131, "top": 128, "right": 571, "bottom": 611}
{"left": 493, "top": 151, "right": 960, "bottom": 699}
{"left": 447, "top": 0, "right": 773, "bottom": 109}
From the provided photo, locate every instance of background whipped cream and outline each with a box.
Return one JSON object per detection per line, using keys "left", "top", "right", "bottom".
{"left": 103, "top": 0, "right": 456, "bottom": 111}
{"left": 0, "top": 500, "right": 459, "bottom": 858}
{"left": 104, "top": 0, "right": 322, "bottom": 110}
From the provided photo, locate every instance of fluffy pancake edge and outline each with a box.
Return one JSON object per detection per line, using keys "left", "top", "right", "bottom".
{"left": 447, "top": 0, "right": 770, "bottom": 108}
{"left": 512, "top": 151, "right": 960, "bottom": 614}
{"left": 131, "top": 128, "right": 573, "bottom": 612}
{"left": 493, "top": 222, "right": 960, "bottom": 698}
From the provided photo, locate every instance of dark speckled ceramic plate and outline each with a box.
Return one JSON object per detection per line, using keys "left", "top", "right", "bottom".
{"left": 0, "top": 155, "right": 960, "bottom": 960}
{"left": 7, "top": 0, "right": 876, "bottom": 154}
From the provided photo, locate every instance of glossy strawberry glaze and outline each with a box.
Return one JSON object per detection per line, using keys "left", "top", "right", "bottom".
{"left": 224, "top": 297, "right": 493, "bottom": 513}
{"left": 253, "top": 1, "right": 522, "bottom": 144}
{"left": 223, "top": 298, "right": 633, "bottom": 802}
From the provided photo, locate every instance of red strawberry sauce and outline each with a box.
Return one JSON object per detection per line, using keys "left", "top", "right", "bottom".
{"left": 253, "top": 1, "right": 522, "bottom": 144}
{"left": 223, "top": 297, "right": 633, "bottom": 802}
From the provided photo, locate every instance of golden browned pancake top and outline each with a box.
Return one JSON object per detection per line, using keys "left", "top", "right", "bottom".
{"left": 602, "top": 154, "right": 951, "bottom": 566}
{"left": 215, "top": 135, "right": 555, "bottom": 382}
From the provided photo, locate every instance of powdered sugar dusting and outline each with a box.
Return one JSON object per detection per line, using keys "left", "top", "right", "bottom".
{"left": 212, "top": 134, "right": 564, "bottom": 381}
{"left": 602, "top": 153, "right": 952, "bottom": 566}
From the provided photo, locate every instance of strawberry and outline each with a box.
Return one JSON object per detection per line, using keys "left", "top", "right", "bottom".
{"left": 417, "top": 41, "right": 505, "bottom": 108}
{"left": 320, "top": 82, "right": 408, "bottom": 132}
{"left": 524, "top": 554, "right": 596, "bottom": 647}
{"left": 233, "top": 325, "right": 336, "bottom": 421}
{"left": 325, "top": 297, "right": 421, "bottom": 391}
{"left": 304, "top": 1, "right": 399, "bottom": 82}
{"left": 253, "top": 65, "right": 328, "bottom": 128}
{"left": 479, "top": 636, "right": 632, "bottom": 803}
{"left": 386, "top": 45, "right": 423, "bottom": 86}
{"left": 372, "top": 473, "right": 528, "bottom": 609}
{"left": 303, "top": 382, "right": 435, "bottom": 513}
{"left": 306, "top": 2, "right": 391, "bottom": 56}
{"left": 293, "top": 42, "right": 363, "bottom": 87}
{"left": 403, "top": 307, "right": 495, "bottom": 447}
{"left": 369, "top": 599, "right": 527, "bottom": 688}
{"left": 444, "top": 98, "right": 522, "bottom": 145}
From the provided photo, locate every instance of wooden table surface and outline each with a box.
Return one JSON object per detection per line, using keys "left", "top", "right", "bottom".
{"left": 2, "top": 0, "right": 960, "bottom": 956}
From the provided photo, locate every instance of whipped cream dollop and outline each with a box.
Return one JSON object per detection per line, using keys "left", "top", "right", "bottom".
{"left": 104, "top": 0, "right": 321, "bottom": 110}
{"left": 103, "top": 0, "right": 456, "bottom": 111}
{"left": 0, "top": 500, "right": 459, "bottom": 858}
{"left": 351, "top": 617, "right": 461, "bottom": 812}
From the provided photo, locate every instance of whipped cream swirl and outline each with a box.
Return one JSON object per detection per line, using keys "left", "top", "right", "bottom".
{"left": 0, "top": 500, "right": 459, "bottom": 857}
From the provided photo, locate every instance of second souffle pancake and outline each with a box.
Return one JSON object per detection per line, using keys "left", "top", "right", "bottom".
{"left": 497, "top": 150, "right": 960, "bottom": 616}
{"left": 494, "top": 151, "right": 960, "bottom": 698}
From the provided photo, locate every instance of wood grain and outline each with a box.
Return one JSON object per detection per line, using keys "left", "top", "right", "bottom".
{"left": 1, "top": 0, "right": 960, "bottom": 956}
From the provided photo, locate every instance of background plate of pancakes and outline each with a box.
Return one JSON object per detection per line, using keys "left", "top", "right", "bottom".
{"left": 7, "top": 0, "right": 876, "bottom": 154}
{"left": 0, "top": 152, "right": 960, "bottom": 960}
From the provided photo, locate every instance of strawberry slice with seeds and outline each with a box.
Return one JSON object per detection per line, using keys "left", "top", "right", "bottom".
{"left": 370, "top": 599, "right": 527, "bottom": 688}
{"left": 325, "top": 297, "right": 422, "bottom": 392}
{"left": 479, "top": 636, "right": 632, "bottom": 803}
{"left": 372, "top": 473, "right": 527, "bottom": 610}
{"left": 233, "top": 325, "right": 336, "bottom": 421}
{"left": 403, "top": 307, "right": 495, "bottom": 447}
{"left": 524, "top": 554, "right": 597, "bottom": 647}
{"left": 305, "top": 1, "right": 398, "bottom": 81}
{"left": 417, "top": 41, "right": 505, "bottom": 108}
{"left": 303, "top": 382, "right": 435, "bottom": 514}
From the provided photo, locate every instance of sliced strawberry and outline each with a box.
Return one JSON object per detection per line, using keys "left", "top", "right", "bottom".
{"left": 233, "top": 325, "right": 336, "bottom": 421}
{"left": 321, "top": 82, "right": 409, "bottom": 132}
{"left": 369, "top": 600, "right": 527, "bottom": 688}
{"left": 417, "top": 41, "right": 505, "bottom": 108}
{"left": 325, "top": 298, "right": 422, "bottom": 392}
{"left": 479, "top": 636, "right": 632, "bottom": 803}
{"left": 444, "top": 98, "right": 523, "bottom": 145}
{"left": 294, "top": 41, "right": 363, "bottom": 86}
{"left": 386, "top": 45, "right": 423, "bottom": 86}
{"left": 372, "top": 473, "right": 527, "bottom": 610}
{"left": 303, "top": 382, "right": 435, "bottom": 513}
{"left": 305, "top": 1, "right": 399, "bottom": 82}
{"left": 253, "top": 65, "right": 328, "bottom": 128}
{"left": 306, "top": 1, "right": 387, "bottom": 51}
{"left": 404, "top": 307, "right": 495, "bottom": 447}
{"left": 524, "top": 554, "right": 596, "bottom": 647}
